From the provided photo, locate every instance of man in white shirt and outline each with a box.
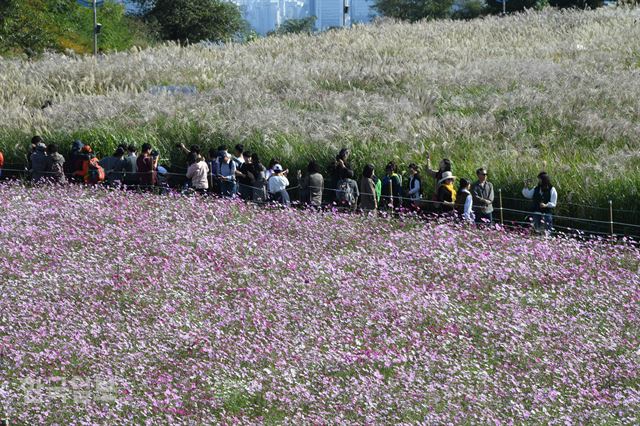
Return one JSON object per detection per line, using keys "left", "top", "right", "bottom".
{"left": 268, "top": 164, "right": 290, "bottom": 206}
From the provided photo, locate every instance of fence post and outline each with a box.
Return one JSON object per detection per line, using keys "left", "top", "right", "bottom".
{"left": 609, "top": 200, "right": 614, "bottom": 237}
{"left": 499, "top": 189, "right": 504, "bottom": 226}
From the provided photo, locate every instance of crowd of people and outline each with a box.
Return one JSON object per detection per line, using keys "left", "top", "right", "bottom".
{"left": 0, "top": 136, "right": 558, "bottom": 234}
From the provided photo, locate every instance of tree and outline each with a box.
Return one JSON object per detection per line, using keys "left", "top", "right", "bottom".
{"left": 274, "top": 16, "right": 317, "bottom": 35}
{"left": 451, "top": 0, "right": 487, "bottom": 19}
{"left": 373, "top": 0, "right": 455, "bottom": 22}
{"left": 0, "top": 0, "right": 54, "bottom": 56}
{"left": 0, "top": 0, "right": 151, "bottom": 56}
{"left": 486, "top": 0, "right": 603, "bottom": 14}
{"left": 548, "top": 0, "right": 603, "bottom": 8}
{"left": 143, "top": 0, "right": 244, "bottom": 43}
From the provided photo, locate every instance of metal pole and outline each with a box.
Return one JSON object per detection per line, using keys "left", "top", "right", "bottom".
{"left": 342, "top": 0, "right": 346, "bottom": 27}
{"left": 609, "top": 200, "right": 614, "bottom": 237}
{"left": 502, "top": 0, "right": 506, "bottom": 15}
{"left": 93, "top": 0, "right": 98, "bottom": 56}
{"left": 499, "top": 189, "right": 504, "bottom": 226}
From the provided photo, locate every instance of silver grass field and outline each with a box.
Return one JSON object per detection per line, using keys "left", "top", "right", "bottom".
{"left": 1, "top": 7, "right": 639, "bottom": 224}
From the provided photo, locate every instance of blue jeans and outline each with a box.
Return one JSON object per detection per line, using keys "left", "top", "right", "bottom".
{"left": 532, "top": 212, "right": 553, "bottom": 234}
{"left": 271, "top": 190, "right": 290, "bottom": 206}
{"left": 220, "top": 180, "right": 235, "bottom": 197}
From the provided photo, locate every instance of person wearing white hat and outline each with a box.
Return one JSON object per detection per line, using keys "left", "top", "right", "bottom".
{"left": 436, "top": 170, "right": 457, "bottom": 213}
{"left": 268, "top": 164, "right": 290, "bottom": 206}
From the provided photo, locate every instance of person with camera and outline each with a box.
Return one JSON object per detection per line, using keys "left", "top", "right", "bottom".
{"left": 268, "top": 164, "right": 290, "bottom": 206}
{"left": 522, "top": 172, "right": 557, "bottom": 236}
{"left": 136, "top": 143, "right": 158, "bottom": 189}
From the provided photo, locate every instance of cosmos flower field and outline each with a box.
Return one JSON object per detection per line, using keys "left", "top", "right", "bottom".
{"left": 0, "top": 184, "right": 639, "bottom": 424}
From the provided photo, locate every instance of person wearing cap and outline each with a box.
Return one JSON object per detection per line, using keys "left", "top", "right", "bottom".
{"left": 216, "top": 151, "right": 237, "bottom": 197}
{"left": 523, "top": 172, "right": 557, "bottom": 235}
{"left": 209, "top": 145, "right": 228, "bottom": 176}
{"left": 45, "top": 144, "right": 66, "bottom": 184}
{"left": 30, "top": 142, "right": 49, "bottom": 184}
{"left": 264, "top": 158, "right": 282, "bottom": 181}
{"left": 472, "top": 167, "right": 494, "bottom": 225}
{"left": 268, "top": 164, "right": 290, "bottom": 206}
{"left": 455, "top": 178, "right": 474, "bottom": 222}
{"left": 436, "top": 170, "right": 457, "bottom": 213}
{"left": 99, "top": 147, "right": 126, "bottom": 186}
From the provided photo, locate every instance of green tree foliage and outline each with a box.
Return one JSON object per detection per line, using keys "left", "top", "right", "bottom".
{"left": 0, "top": 0, "right": 54, "bottom": 56}
{"left": 273, "top": 16, "right": 317, "bottom": 35}
{"left": 548, "top": 0, "right": 604, "bottom": 8}
{"left": 486, "top": 0, "right": 603, "bottom": 14}
{"left": 0, "top": 0, "right": 151, "bottom": 56}
{"left": 451, "top": 0, "right": 487, "bottom": 19}
{"left": 144, "top": 0, "right": 244, "bottom": 43}
{"left": 373, "top": 0, "right": 456, "bottom": 21}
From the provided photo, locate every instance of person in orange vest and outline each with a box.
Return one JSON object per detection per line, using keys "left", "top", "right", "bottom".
{"left": 73, "top": 145, "right": 105, "bottom": 184}
{"left": 0, "top": 149, "right": 4, "bottom": 178}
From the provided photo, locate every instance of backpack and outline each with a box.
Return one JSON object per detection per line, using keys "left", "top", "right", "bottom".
{"left": 336, "top": 179, "right": 356, "bottom": 206}
{"left": 50, "top": 157, "right": 64, "bottom": 177}
{"left": 86, "top": 157, "right": 105, "bottom": 184}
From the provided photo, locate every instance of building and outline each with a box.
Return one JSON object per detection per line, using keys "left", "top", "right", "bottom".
{"left": 121, "top": 0, "right": 376, "bottom": 36}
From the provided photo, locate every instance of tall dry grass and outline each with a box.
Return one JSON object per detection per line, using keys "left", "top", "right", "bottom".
{"left": 1, "top": 7, "right": 639, "bottom": 223}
